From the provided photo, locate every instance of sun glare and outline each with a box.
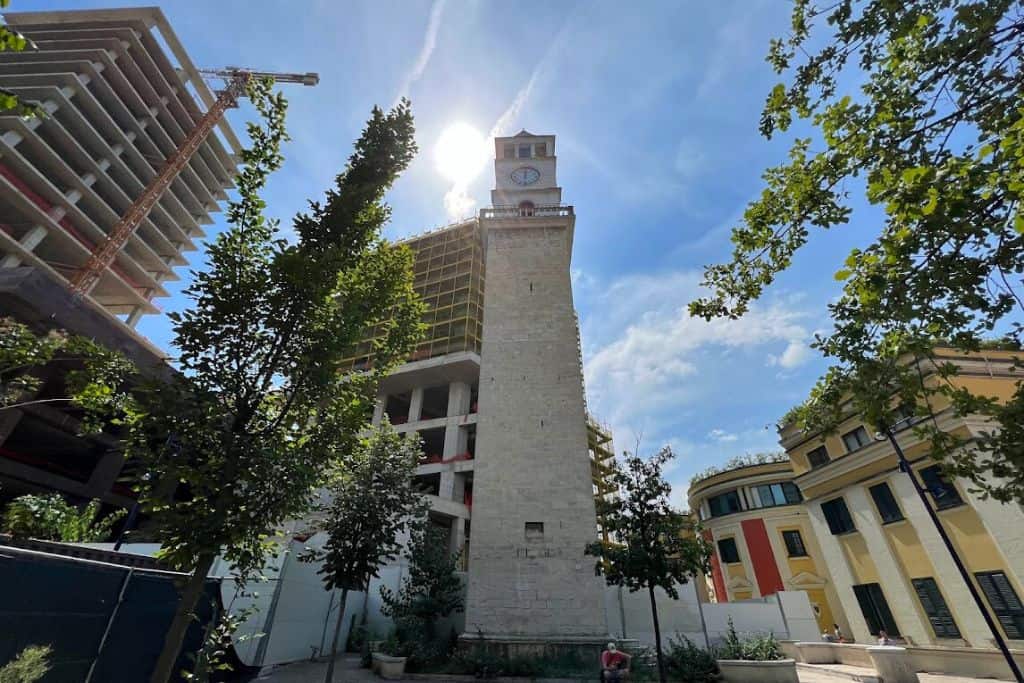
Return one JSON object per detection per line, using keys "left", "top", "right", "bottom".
{"left": 435, "top": 122, "right": 488, "bottom": 185}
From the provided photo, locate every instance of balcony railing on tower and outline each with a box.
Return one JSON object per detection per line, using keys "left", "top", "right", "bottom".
{"left": 480, "top": 204, "right": 574, "bottom": 219}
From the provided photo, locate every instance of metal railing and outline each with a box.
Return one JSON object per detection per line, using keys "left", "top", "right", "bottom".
{"left": 480, "top": 204, "right": 574, "bottom": 219}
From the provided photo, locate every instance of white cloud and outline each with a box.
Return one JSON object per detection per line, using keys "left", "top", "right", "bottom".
{"left": 392, "top": 0, "right": 447, "bottom": 108}
{"left": 579, "top": 268, "right": 818, "bottom": 489}
{"left": 768, "top": 339, "right": 813, "bottom": 369}
{"left": 708, "top": 429, "right": 738, "bottom": 442}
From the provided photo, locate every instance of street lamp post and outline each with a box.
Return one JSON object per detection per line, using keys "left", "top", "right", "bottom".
{"left": 878, "top": 421, "right": 1023, "bottom": 682}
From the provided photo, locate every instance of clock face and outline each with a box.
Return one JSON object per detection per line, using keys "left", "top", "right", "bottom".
{"left": 510, "top": 166, "right": 541, "bottom": 186}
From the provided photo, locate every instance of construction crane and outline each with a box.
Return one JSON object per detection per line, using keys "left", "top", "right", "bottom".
{"left": 67, "top": 67, "right": 319, "bottom": 300}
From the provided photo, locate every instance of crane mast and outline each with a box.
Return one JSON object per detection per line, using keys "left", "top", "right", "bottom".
{"left": 68, "top": 67, "right": 318, "bottom": 300}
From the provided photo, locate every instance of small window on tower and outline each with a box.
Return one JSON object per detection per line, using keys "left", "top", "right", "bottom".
{"left": 535, "top": 143, "right": 547, "bottom": 157}
{"left": 518, "top": 143, "right": 531, "bottom": 158}
{"left": 503, "top": 143, "right": 515, "bottom": 159}
{"left": 518, "top": 201, "right": 535, "bottom": 216}
{"left": 525, "top": 522, "right": 544, "bottom": 540}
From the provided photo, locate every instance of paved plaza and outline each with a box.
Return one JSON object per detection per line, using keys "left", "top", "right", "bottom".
{"left": 255, "top": 654, "right": 1012, "bottom": 683}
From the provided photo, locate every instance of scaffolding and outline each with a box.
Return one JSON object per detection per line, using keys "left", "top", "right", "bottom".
{"left": 587, "top": 414, "right": 617, "bottom": 543}
{"left": 340, "top": 219, "right": 485, "bottom": 372}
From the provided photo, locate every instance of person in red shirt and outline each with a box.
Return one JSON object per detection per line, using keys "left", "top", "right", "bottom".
{"left": 601, "top": 642, "right": 631, "bottom": 681}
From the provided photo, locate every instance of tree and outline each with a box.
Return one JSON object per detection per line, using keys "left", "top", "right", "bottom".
{"left": 585, "top": 447, "right": 711, "bottom": 683}
{"left": 689, "top": 0, "right": 1024, "bottom": 502}
{"left": 0, "top": 317, "right": 135, "bottom": 434}
{"left": 300, "top": 425, "right": 425, "bottom": 683}
{"left": 129, "top": 81, "right": 424, "bottom": 682}
{"left": 0, "top": 0, "right": 44, "bottom": 117}
{"left": 0, "top": 645, "right": 51, "bottom": 683}
{"left": 379, "top": 518, "right": 464, "bottom": 650}
{"left": 3, "top": 493, "right": 125, "bottom": 542}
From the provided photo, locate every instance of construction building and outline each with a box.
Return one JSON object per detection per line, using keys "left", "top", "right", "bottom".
{"left": 0, "top": 8, "right": 240, "bottom": 508}
{"left": 691, "top": 348, "right": 1024, "bottom": 678}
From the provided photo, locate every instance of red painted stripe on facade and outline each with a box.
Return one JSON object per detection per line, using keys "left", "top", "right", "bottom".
{"left": 704, "top": 529, "right": 728, "bottom": 603}
{"left": 741, "top": 518, "right": 785, "bottom": 596}
{"left": 0, "top": 162, "right": 143, "bottom": 290}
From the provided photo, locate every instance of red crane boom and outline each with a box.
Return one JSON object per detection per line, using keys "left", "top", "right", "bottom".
{"left": 68, "top": 67, "right": 318, "bottom": 301}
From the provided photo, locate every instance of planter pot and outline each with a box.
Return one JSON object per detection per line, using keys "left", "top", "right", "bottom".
{"left": 371, "top": 652, "right": 407, "bottom": 680}
{"left": 717, "top": 658, "right": 798, "bottom": 683}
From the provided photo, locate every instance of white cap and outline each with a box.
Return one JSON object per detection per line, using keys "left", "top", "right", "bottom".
{"left": 607, "top": 642, "right": 616, "bottom": 651}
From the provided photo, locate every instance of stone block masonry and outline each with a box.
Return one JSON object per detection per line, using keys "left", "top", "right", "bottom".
{"left": 464, "top": 217, "right": 608, "bottom": 638}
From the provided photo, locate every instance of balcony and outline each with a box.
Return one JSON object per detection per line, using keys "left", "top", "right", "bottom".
{"left": 480, "top": 204, "right": 574, "bottom": 219}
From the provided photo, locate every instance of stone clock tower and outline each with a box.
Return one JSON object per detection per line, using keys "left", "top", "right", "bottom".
{"left": 465, "top": 130, "right": 609, "bottom": 646}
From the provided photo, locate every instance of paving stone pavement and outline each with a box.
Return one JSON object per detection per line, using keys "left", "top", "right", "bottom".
{"left": 256, "top": 655, "right": 1011, "bottom": 683}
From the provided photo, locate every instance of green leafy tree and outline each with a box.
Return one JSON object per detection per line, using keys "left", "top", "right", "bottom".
{"left": 380, "top": 519, "right": 464, "bottom": 655}
{"left": 3, "top": 493, "right": 125, "bottom": 542}
{"left": 0, "top": 645, "right": 51, "bottom": 683}
{"left": 585, "top": 447, "right": 711, "bottom": 683}
{"left": 0, "top": 317, "right": 135, "bottom": 434}
{"left": 300, "top": 425, "right": 425, "bottom": 683}
{"left": 129, "top": 81, "right": 423, "bottom": 683}
{"left": 0, "top": 1, "right": 43, "bottom": 117}
{"left": 689, "top": 0, "right": 1024, "bottom": 501}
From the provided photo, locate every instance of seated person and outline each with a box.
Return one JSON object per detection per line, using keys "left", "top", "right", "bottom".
{"left": 601, "top": 642, "right": 631, "bottom": 681}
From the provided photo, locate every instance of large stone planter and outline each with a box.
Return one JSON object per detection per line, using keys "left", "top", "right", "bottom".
{"left": 717, "top": 658, "right": 799, "bottom": 683}
{"left": 867, "top": 646, "right": 918, "bottom": 683}
{"left": 371, "top": 652, "right": 407, "bottom": 680}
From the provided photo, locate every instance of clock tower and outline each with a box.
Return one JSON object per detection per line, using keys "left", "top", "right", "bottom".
{"left": 491, "top": 130, "right": 561, "bottom": 208}
{"left": 466, "top": 131, "right": 609, "bottom": 648}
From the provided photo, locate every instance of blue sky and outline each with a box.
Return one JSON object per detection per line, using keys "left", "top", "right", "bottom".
{"left": 36, "top": 0, "right": 883, "bottom": 505}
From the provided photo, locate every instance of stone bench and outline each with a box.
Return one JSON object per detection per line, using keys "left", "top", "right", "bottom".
{"left": 792, "top": 642, "right": 919, "bottom": 683}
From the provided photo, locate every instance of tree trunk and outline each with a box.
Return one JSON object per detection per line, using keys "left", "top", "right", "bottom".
{"left": 648, "top": 585, "right": 666, "bottom": 683}
{"left": 150, "top": 553, "right": 217, "bottom": 683}
{"left": 323, "top": 588, "right": 350, "bottom": 683}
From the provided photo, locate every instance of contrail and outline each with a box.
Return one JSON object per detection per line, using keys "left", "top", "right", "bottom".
{"left": 392, "top": 0, "right": 447, "bottom": 108}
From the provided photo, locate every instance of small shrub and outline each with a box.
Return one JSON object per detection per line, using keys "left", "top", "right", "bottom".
{"left": 0, "top": 645, "right": 52, "bottom": 683}
{"left": 665, "top": 634, "right": 718, "bottom": 682}
{"left": 3, "top": 494, "right": 124, "bottom": 542}
{"left": 716, "top": 618, "right": 784, "bottom": 661}
{"left": 450, "top": 647, "right": 504, "bottom": 679}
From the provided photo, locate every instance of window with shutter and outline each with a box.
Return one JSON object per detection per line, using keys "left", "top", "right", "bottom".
{"left": 822, "top": 497, "right": 856, "bottom": 535}
{"left": 842, "top": 426, "right": 872, "bottom": 452}
{"left": 782, "top": 530, "right": 807, "bottom": 557}
{"left": 869, "top": 482, "right": 904, "bottom": 524}
{"left": 919, "top": 465, "right": 964, "bottom": 510}
{"left": 807, "top": 446, "right": 830, "bottom": 468}
{"left": 852, "top": 583, "right": 900, "bottom": 636}
{"left": 912, "top": 577, "right": 961, "bottom": 639}
{"left": 976, "top": 571, "right": 1024, "bottom": 639}
{"left": 718, "top": 537, "right": 741, "bottom": 564}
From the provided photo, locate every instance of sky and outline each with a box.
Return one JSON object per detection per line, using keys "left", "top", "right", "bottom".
{"left": 32, "top": 0, "right": 885, "bottom": 507}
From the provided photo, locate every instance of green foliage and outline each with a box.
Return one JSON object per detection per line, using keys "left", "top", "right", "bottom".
{"left": 586, "top": 447, "right": 711, "bottom": 683}
{"left": 133, "top": 83, "right": 422, "bottom": 681}
{"left": 299, "top": 424, "right": 425, "bottom": 676}
{"left": 690, "top": 451, "right": 788, "bottom": 486}
{"left": 444, "top": 646, "right": 595, "bottom": 679}
{"left": 665, "top": 635, "right": 718, "bottom": 683}
{"left": 182, "top": 601, "right": 260, "bottom": 682}
{"left": 716, "top": 618, "right": 784, "bottom": 662}
{"left": 0, "top": 317, "right": 136, "bottom": 435}
{"left": 301, "top": 425, "right": 425, "bottom": 593}
{"left": 379, "top": 520, "right": 463, "bottom": 671}
{"left": 0, "top": 1, "right": 43, "bottom": 118}
{"left": 3, "top": 493, "right": 125, "bottom": 542}
{"left": 380, "top": 521, "right": 464, "bottom": 638}
{"left": 0, "top": 645, "right": 51, "bottom": 683}
{"left": 689, "top": 0, "right": 1024, "bottom": 503}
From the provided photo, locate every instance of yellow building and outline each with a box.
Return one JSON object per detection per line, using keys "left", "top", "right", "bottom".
{"left": 688, "top": 457, "right": 847, "bottom": 635}
{"left": 781, "top": 349, "right": 1024, "bottom": 673}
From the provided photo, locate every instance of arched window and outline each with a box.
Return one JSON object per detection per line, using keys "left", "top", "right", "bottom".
{"left": 518, "top": 200, "right": 535, "bottom": 216}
